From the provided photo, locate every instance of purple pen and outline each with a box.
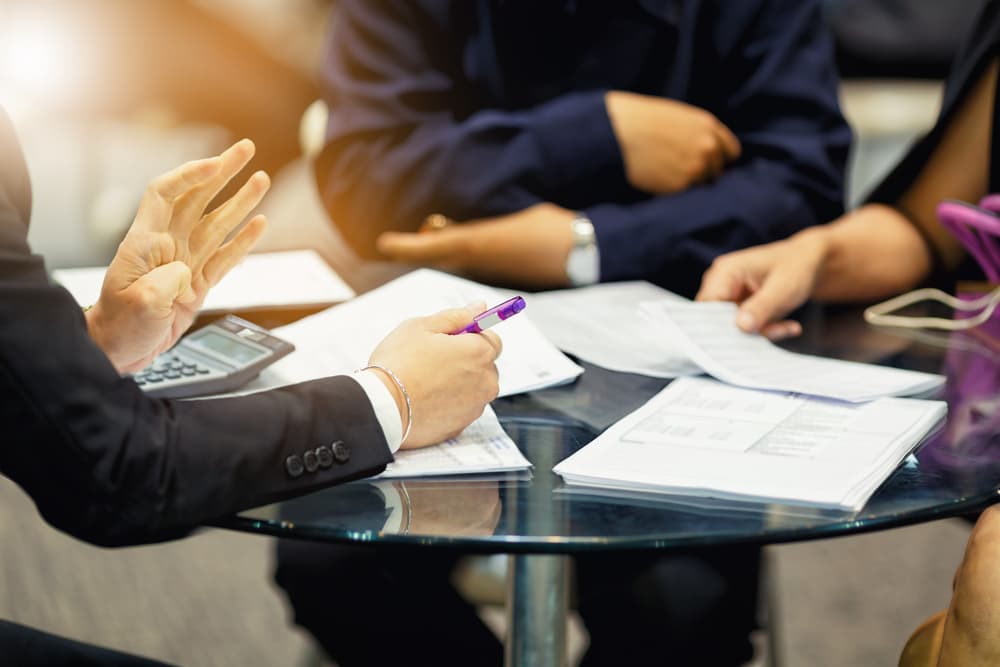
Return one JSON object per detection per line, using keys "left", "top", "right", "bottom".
{"left": 453, "top": 296, "right": 526, "bottom": 334}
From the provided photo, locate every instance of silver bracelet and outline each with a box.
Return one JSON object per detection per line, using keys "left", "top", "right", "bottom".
{"left": 363, "top": 364, "right": 413, "bottom": 446}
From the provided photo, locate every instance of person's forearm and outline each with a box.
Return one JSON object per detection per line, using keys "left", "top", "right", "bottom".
{"left": 810, "top": 204, "right": 934, "bottom": 303}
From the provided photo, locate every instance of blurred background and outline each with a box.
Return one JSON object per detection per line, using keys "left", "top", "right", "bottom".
{"left": 0, "top": 1, "right": 988, "bottom": 665}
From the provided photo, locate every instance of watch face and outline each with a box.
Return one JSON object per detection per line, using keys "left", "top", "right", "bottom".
{"left": 567, "top": 217, "right": 599, "bottom": 286}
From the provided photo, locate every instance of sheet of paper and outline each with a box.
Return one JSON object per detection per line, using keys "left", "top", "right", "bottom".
{"left": 53, "top": 249, "right": 355, "bottom": 312}
{"left": 554, "top": 377, "right": 946, "bottom": 510}
{"left": 527, "top": 282, "right": 701, "bottom": 378}
{"left": 378, "top": 405, "right": 531, "bottom": 478}
{"left": 640, "top": 301, "right": 944, "bottom": 402}
{"left": 247, "top": 268, "right": 583, "bottom": 397}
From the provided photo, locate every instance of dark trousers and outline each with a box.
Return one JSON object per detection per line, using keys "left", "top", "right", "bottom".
{"left": 273, "top": 542, "right": 760, "bottom": 667}
{"left": 0, "top": 621, "right": 174, "bottom": 667}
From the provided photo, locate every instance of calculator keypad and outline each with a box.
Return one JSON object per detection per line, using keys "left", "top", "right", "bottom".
{"left": 133, "top": 354, "right": 213, "bottom": 387}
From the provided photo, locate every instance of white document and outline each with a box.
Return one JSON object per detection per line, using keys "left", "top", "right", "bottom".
{"left": 53, "top": 249, "right": 355, "bottom": 312}
{"left": 379, "top": 405, "right": 531, "bottom": 478}
{"left": 527, "top": 282, "right": 701, "bottom": 378}
{"left": 554, "top": 377, "right": 946, "bottom": 510}
{"left": 249, "top": 268, "right": 583, "bottom": 397}
{"left": 641, "top": 301, "right": 944, "bottom": 402}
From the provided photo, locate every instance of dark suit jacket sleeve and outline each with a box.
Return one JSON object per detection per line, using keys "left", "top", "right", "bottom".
{"left": 0, "top": 130, "right": 393, "bottom": 546}
{"left": 586, "top": 0, "right": 849, "bottom": 295}
{"left": 315, "top": 0, "right": 623, "bottom": 256}
{"left": 317, "top": 0, "right": 848, "bottom": 291}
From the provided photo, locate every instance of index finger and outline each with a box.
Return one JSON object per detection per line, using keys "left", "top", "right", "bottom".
{"left": 695, "top": 263, "right": 748, "bottom": 303}
{"left": 173, "top": 139, "right": 257, "bottom": 223}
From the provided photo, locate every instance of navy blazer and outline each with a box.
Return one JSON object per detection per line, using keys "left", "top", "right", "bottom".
{"left": 0, "top": 110, "right": 393, "bottom": 547}
{"left": 316, "top": 0, "right": 851, "bottom": 295}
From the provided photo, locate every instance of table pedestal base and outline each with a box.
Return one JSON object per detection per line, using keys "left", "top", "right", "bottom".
{"left": 505, "top": 553, "right": 570, "bottom": 667}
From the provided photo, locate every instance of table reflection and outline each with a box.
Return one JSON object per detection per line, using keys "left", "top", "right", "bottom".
{"left": 276, "top": 479, "right": 502, "bottom": 539}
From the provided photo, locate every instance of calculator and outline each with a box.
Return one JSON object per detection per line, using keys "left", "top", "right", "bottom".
{"left": 132, "top": 315, "right": 295, "bottom": 399}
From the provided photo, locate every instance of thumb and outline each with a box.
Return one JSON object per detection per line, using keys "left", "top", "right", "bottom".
{"left": 421, "top": 305, "right": 483, "bottom": 333}
{"left": 133, "top": 261, "right": 195, "bottom": 310}
{"left": 734, "top": 278, "right": 797, "bottom": 333}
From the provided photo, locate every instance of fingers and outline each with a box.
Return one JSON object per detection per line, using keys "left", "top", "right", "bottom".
{"left": 190, "top": 170, "right": 270, "bottom": 260}
{"left": 178, "top": 139, "right": 258, "bottom": 220}
{"left": 376, "top": 229, "right": 465, "bottom": 264}
{"left": 732, "top": 271, "right": 801, "bottom": 333}
{"left": 129, "top": 260, "right": 195, "bottom": 313}
{"left": 201, "top": 215, "right": 268, "bottom": 287}
{"left": 480, "top": 330, "right": 503, "bottom": 359}
{"left": 421, "top": 305, "right": 483, "bottom": 333}
{"left": 696, "top": 262, "right": 749, "bottom": 303}
{"left": 135, "top": 157, "right": 223, "bottom": 232}
{"left": 713, "top": 120, "right": 742, "bottom": 163}
{"left": 760, "top": 320, "right": 803, "bottom": 341}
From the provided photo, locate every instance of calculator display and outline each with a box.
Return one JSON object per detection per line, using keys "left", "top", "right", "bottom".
{"left": 195, "top": 331, "right": 267, "bottom": 363}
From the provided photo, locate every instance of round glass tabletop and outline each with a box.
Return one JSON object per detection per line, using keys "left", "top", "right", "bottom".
{"left": 223, "top": 306, "right": 1000, "bottom": 553}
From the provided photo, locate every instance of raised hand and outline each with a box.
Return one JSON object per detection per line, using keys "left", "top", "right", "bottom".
{"left": 86, "top": 139, "right": 270, "bottom": 373}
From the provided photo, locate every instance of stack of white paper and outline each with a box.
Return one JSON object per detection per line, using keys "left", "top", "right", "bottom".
{"left": 250, "top": 268, "right": 583, "bottom": 397}
{"left": 528, "top": 282, "right": 701, "bottom": 378}
{"left": 554, "top": 377, "right": 946, "bottom": 510}
{"left": 641, "top": 301, "right": 944, "bottom": 401}
{"left": 379, "top": 406, "right": 531, "bottom": 478}
{"left": 53, "top": 249, "right": 356, "bottom": 313}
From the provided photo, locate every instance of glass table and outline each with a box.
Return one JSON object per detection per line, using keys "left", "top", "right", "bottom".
{"left": 219, "top": 305, "right": 1000, "bottom": 666}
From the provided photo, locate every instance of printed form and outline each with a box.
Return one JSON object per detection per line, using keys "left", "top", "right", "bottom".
{"left": 640, "top": 301, "right": 944, "bottom": 402}
{"left": 379, "top": 406, "right": 530, "bottom": 478}
{"left": 554, "top": 377, "right": 946, "bottom": 509}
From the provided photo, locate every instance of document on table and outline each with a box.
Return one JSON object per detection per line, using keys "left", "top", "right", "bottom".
{"left": 53, "top": 249, "right": 355, "bottom": 313}
{"left": 640, "top": 301, "right": 944, "bottom": 402}
{"left": 248, "top": 268, "right": 583, "bottom": 397}
{"left": 527, "top": 282, "right": 701, "bottom": 378}
{"left": 553, "top": 377, "right": 946, "bottom": 510}
{"left": 379, "top": 405, "right": 531, "bottom": 478}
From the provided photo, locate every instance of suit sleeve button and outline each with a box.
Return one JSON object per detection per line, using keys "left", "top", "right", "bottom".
{"left": 303, "top": 449, "right": 320, "bottom": 472}
{"left": 316, "top": 446, "right": 333, "bottom": 468}
{"left": 331, "top": 441, "right": 351, "bottom": 463}
{"left": 285, "top": 455, "right": 305, "bottom": 478}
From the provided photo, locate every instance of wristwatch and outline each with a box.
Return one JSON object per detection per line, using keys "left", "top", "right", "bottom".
{"left": 565, "top": 214, "right": 600, "bottom": 286}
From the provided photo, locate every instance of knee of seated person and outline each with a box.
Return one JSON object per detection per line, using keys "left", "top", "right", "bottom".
{"left": 963, "top": 506, "right": 1000, "bottom": 566}
{"left": 634, "top": 556, "right": 731, "bottom": 622}
{"left": 273, "top": 540, "right": 377, "bottom": 597}
{"left": 949, "top": 508, "right": 1000, "bottom": 629}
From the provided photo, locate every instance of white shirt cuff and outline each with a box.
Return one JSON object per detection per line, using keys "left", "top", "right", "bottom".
{"left": 350, "top": 370, "right": 403, "bottom": 453}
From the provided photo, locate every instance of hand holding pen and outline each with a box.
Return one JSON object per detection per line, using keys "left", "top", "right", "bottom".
{"left": 452, "top": 296, "right": 526, "bottom": 334}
